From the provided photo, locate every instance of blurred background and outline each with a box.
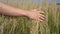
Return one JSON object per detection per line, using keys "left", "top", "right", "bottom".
{"left": 0, "top": 0, "right": 60, "bottom": 34}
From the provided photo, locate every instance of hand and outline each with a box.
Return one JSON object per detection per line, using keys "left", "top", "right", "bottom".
{"left": 27, "top": 9, "right": 45, "bottom": 21}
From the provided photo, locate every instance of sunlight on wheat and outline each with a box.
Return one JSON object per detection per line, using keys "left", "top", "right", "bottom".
{"left": 0, "top": 0, "right": 59, "bottom": 34}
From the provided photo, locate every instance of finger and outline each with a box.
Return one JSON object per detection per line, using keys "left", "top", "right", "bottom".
{"left": 39, "top": 16, "right": 45, "bottom": 20}
{"left": 39, "top": 17, "right": 44, "bottom": 22}
{"left": 40, "top": 11, "right": 45, "bottom": 15}
{"left": 39, "top": 14, "right": 46, "bottom": 18}
{"left": 39, "top": 14, "right": 46, "bottom": 21}
{"left": 39, "top": 13, "right": 45, "bottom": 17}
{"left": 39, "top": 15, "right": 45, "bottom": 19}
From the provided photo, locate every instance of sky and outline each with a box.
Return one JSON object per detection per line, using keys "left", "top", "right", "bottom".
{"left": 56, "top": 0, "right": 60, "bottom": 3}
{"left": 0, "top": 0, "right": 60, "bottom": 3}
{"left": 35, "top": 0, "right": 60, "bottom": 3}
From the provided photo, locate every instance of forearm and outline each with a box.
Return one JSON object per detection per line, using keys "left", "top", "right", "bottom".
{"left": 0, "top": 2, "right": 28, "bottom": 16}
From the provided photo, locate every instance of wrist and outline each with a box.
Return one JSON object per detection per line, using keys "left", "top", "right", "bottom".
{"left": 22, "top": 10, "right": 29, "bottom": 16}
{"left": 0, "top": 2, "right": 2, "bottom": 7}
{"left": 0, "top": 2, "right": 4, "bottom": 9}
{"left": 0, "top": 2, "right": 2, "bottom": 12}
{"left": 24, "top": 11, "right": 31, "bottom": 17}
{"left": 0, "top": 2, "right": 1, "bottom": 7}
{"left": 21, "top": 10, "right": 30, "bottom": 17}
{"left": 19, "top": 9, "right": 29, "bottom": 16}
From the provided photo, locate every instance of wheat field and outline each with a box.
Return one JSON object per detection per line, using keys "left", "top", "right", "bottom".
{"left": 0, "top": 0, "right": 60, "bottom": 34}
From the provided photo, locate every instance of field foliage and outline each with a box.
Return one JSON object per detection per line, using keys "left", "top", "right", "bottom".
{"left": 0, "top": 0, "right": 60, "bottom": 34}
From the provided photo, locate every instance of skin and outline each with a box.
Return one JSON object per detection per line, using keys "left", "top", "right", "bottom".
{"left": 0, "top": 2, "right": 45, "bottom": 21}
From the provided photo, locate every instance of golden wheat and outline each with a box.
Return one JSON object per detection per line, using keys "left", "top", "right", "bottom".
{"left": 0, "top": 0, "right": 59, "bottom": 34}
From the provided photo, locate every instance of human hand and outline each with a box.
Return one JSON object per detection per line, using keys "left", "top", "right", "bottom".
{"left": 27, "top": 9, "right": 45, "bottom": 21}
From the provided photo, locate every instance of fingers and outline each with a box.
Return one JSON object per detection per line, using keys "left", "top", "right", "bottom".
{"left": 39, "top": 11, "right": 46, "bottom": 22}
{"left": 31, "top": 9, "right": 46, "bottom": 21}
{"left": 40, "top": 11, "right": 45, "bottom": 15}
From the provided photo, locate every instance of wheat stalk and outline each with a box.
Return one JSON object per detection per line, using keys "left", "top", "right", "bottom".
{"left": 0, "top": 0, "right": 59, "bottom": 34}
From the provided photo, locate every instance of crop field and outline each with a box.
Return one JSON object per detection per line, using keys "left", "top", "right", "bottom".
{"left": 0, "top": 0, "right": 60, "bottom": 34}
